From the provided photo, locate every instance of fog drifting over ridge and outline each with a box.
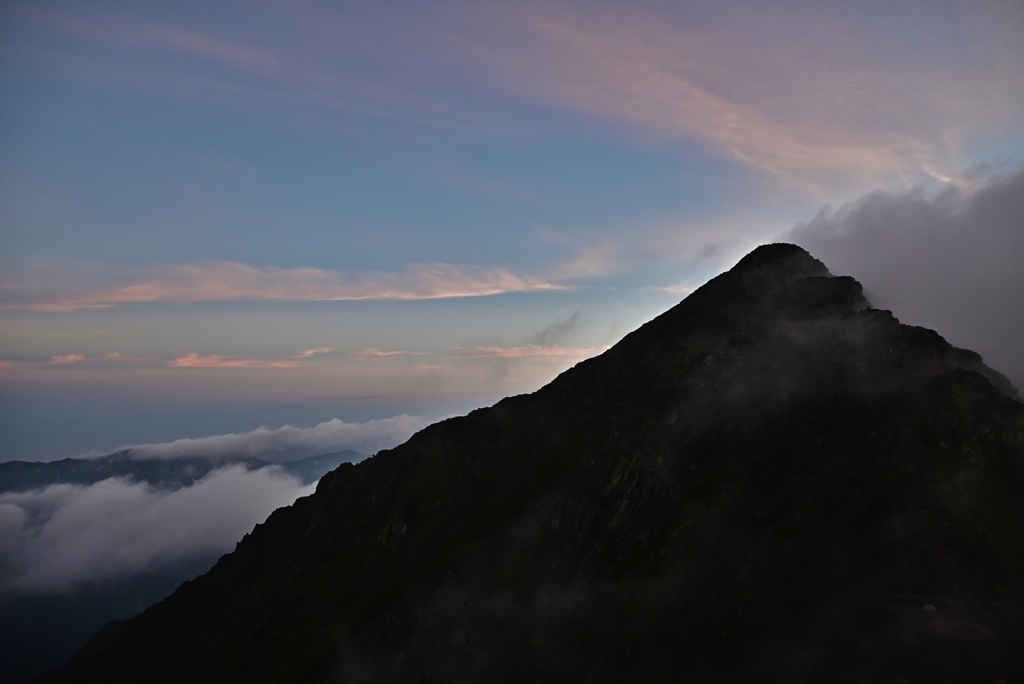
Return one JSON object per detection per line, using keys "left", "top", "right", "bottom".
{"left": 788, "top": 167, "right": 1024, "bottom": 391}
{"left": 82, "top": 414, "right": 428, "bottom": 462}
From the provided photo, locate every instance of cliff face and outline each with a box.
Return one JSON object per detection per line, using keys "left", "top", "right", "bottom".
{"left": 45, "top": 244, "right": 1024, "bottom": 684}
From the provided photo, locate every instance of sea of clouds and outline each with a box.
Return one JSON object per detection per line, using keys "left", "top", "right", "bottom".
{"left": 0, "top": 465, "right": 313, "bottom": 593}
{"left": 0, "top": 414, "right": 428, "bottom": 593}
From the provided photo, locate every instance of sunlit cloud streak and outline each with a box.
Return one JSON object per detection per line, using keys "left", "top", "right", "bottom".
{"left": 19, "top": 4, "right": 279, "bottom": 70}
{"left": 651, "top": 284, "right": 696, "bottom": 296}
{"left": 0, "top": 350, "right": 325, "bottom": 371}
{"left": 453, "top": 344, "right": 611, "bottom": 358}
{"left": 81, "top": 415, "right": 428, "bottom": 461}
{"left": 353, "top": 348, "right": 426, "bottom": 360}
{"left": 0, "top": 466, "right": 315, "bottom": 593}
{"left": 291, "top": 347, "right": 334, "bottom": 358}
{"left": 455, "top": 2, "right": 1024, "bottom": 187}
{"left": 0, "top": 352, "right": 127, "bottom": 370}
{"left": 0, "top": 260, "right": 564, "bottom": 311}
{"left": 14, "top": 2, "right": 1023, "bottom": 189}
{"left": 169, "top": 354, "right": 299, "bottom": 369}
{"left": 10, "top": 3, "right": 503, "bottom": 131}
{"left": 50, "top": 354, "right": 87, "bottom": 365}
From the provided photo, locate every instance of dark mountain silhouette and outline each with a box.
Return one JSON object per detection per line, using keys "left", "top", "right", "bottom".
{"left": 41, "top": 244, "right": 1024, "bottom": 683}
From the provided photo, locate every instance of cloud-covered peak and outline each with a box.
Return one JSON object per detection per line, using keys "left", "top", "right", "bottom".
{"left": 788, "top": 167, "right": 1024, "bottom": 390}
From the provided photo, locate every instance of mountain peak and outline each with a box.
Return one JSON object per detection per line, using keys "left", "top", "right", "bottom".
{"left": 731, "top": 241, "right": 829, "bottom": 279}
{"left": 44, "top": 246, "right": 1024, "bottom": 684}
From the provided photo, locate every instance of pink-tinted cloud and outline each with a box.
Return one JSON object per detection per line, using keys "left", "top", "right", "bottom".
{"left": 50, "top": 354, "right": 87, "bottom": 364}
{"left": 10, "top": 1, "right": 1023, "bottom": 188}
{"left": 19, "top": 5, "right": 278, "bottom": 70}
{"left": 10, "top": 3, "right": 498, "bottom": 133}
{"left": 353, "top": 348, "right": 426, "bottom": 360}
{"left": 0, "top": 353, "right": 130, "bottom": 370}
{"left": 452, "top": 344, "right": 610, "bottom": 358}
{"left": 452, "top": 2, "right": 1024, "bottom": 188}
{"left": 169, "top": 354, "right": 299, "bottom": 369}
{"left": 291, "top": 347, "right": 334, "bottom": 358}
{"left": 0, "top": 260, "right": 564, "bottom": 312}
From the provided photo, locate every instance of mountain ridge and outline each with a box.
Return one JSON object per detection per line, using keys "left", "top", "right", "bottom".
{"left": 0, "top": 449, "right": 368, "bottom": 493}
{"left": 42, "top": 244, "right": 1024, "bottom": 683}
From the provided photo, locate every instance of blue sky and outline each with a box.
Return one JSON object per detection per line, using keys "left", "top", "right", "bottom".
{"left": 2, "top": 0, "right": 1023, "bottom": 460}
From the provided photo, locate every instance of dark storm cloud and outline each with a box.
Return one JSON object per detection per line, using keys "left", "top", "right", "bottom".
{"left": 787, "top": 168, "right": 1024, "bottom": 391}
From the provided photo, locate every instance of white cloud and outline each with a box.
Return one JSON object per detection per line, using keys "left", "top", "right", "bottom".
{"left": 0, "top": 465, "right": 314, "bottom": 593}
{"left": 86, "top": 415, "right": 428, "bottom": 461}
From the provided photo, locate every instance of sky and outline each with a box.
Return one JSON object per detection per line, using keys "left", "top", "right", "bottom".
{"left": 2, "top": 0, "right": 1024, "bottom": 462}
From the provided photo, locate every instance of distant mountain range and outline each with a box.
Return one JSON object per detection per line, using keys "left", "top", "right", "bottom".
{"left": 0, "top": 449, "right": 368, "bottom": 493}
{"left": 37, "top": 245, "right": 1024, "bottom": 683}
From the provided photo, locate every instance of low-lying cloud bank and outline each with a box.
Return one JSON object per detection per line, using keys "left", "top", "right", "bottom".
{"left": 0, "top": 465, "right": 315, "bottom": 593}
{"left": 86, "top": 414, "right": 428, "bottom": 462}
{"left": 788, "top": 168, "right": 1024, "bottom": 391}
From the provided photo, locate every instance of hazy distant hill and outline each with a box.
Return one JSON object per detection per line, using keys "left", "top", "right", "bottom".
{"left": 0, "top": 449, "right": 367, "bottom": 493}
{"left": 43, "top": 245, "right": 1024, "bottom": 683}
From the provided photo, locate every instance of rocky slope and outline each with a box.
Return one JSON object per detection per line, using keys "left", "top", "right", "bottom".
{"left": 43, "top": 244, "right": 1024, "bottom": 683}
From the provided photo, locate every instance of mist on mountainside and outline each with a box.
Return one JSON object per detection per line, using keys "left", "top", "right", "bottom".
{"left": 789, "top": 167, "right": 1024, "bottom": 391}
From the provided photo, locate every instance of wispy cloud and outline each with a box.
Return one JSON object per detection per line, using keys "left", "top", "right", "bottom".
{"left": 168, "top": 354, "right": 299, "bottom": 369}
{"left": 9, "top": 3, "right": 502, "bottom": 132}
{"left": 11, "top": 2, "right": 1021, "bottom": 190}
{"left": 50, "top": 354, "right": 87, "bottom": 365}
{"left": 353, "top": 348, "right": 426, "bottom": 360}
{"left": 651, "top": 283, "right": 696, "bottom": 296}
{"left": 453, "top": 344, "right": 610, "bottom": 358}
{"left": 83, "top": 415, "right": 428, "bottom": 461}
{"left": 0, "top": 349, "right": 344, "bottom": 371}
{"left": 0, "top": 260, "right": 564, "bottom": 312}
{"left": 290, "top": 347, "right": 334, "bottom": 358}
{"left": 0, "top": 352, "right": 129, "bottom": 370}
{"left": 18, "top": 5, "right": 279, "bottom": 70}
{"left": 455, "top": 2, "right": 1024, "bottom": 188}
